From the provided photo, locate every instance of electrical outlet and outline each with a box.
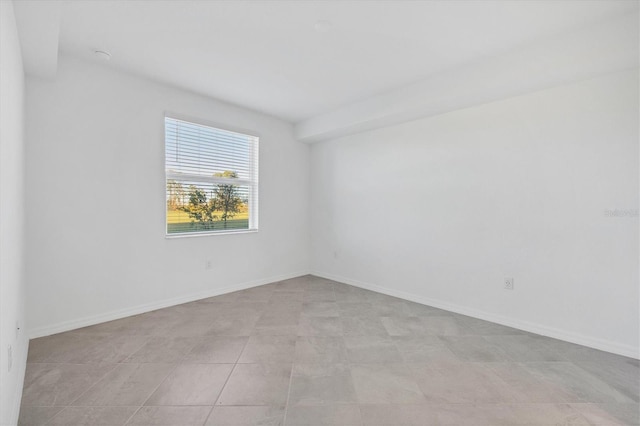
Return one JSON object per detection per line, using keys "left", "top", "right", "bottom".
{"left": 7, "top": 345, "right": 12, "bottom": 372}
{"left": 205, "top": 260, "right": 212, "bottom": 270}
{"left": 504, "top": 277, "right": 514, "bottom": 290}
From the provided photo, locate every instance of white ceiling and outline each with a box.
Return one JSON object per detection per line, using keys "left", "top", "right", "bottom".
{"left": 18, "top": 0, "right": 640, "bottom": 124}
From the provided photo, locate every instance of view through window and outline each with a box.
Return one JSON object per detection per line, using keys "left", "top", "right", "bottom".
{"left": 165, "top": 116, "right": 258, "bottom": 235}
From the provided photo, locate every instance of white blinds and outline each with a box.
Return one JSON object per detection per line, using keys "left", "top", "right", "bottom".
{"left": 165, "top": 116, "right": 259, "bottom": 235}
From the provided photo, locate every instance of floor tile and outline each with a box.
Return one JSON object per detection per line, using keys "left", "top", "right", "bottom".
{"left": 216, "top": 364, "right": 292, "bottom": 406}
{"left": 47, "top": 406, "right": 138, "bottom": 426}
{"left": 285, "top": 405, "right": 361, "bottom": 425}
{"left": 340, "top": 316, "right": 389, "bottom": 337}
{"left": 145, "top": 364, "right": 233, "bottom": 406}
{"left": 407, "top": 361, "right": 516, "bottom": 404}
{"left": 350, "top": 363, "right": 425, "bottom": 404}
{"left": 405, "top": 302, "right": 454, "bottom": 317}
{"left": 27, "top": 333, "right": 107, "bottom": 363}
{"left": 301, "top": 302, "right": 339, "bottom": 317}
{"left": 482, "top": 335, "right": 568, "bottom": 362}
{"left": 521, "top": 362, "right": 636, "bottom": 403}
{"left": 382, "top": 316, "right": 460, "bottom": 337}
{"left": 73, "top": 313, "right": 175, "bottom": 336}
{"left": 303, "top": 291, "right": 336, "bottom": 302}
{"left": 126, "top": 406, "right": 212, "bottom": 425}
{"left": 26, "top": 334, "right": 67, "bottom": 363}
{"left": 297, "top": 317, "right": 343, "bottom": 337}
{"left": 125, "top": 337, "right": 198, "bottom": 363}
{"left": 21, "top": 363, "right": 116, "bottom": 407}
{"left": 482, "top": 362, "right": 578, "bottom": 403}
{"left": 432, "top": 403, "right": 589, "bottom": 426}
{"left": 380, "top": 316, "right": 425, "bottom": 336}
{"left": 206, "top": 406, "right": 285, "bottom": 425}
{"left": 540, "top": 338, "right": 638, "bottom": 364}
{"left": 359, "top": 404, "right": 438, "bottom": 425}
{"left": 333, "top": 288, "right": 372, "bottom": 303}
{"left": 572, "top": 402, "right": 640, "bottom": 425}
{"left": 257, "top": 311, "right": 300, "bottom": 328}
{"left": 163, "top": 318, "right": 220, "bottom": 337}
{"left": 79, "top": 334, "right": 151, "bottom": 364}
{"left": 288, "top": 363, "right": 357, "bottom": 406}
{"left": 392, "top": 336, "right": 459, "bottom": 362}
{"left": 274, "top": 279, "right": 307, "bottom": 292}
{"left": 344, "top": 335, "right": 403, "bottom": 363}
{"left": 439, "top": 336, "right": 513, "bottom": 361}
{"left": 302, "top": 276, "right": 336, "bottom": 290}
{"left": 456, "top": 316, "right": 523, "bottom": 336}
{"left": 18, "top": 406, "right": 63, "bottom": 425}
{"left": 253, "top": 324, "right": 299, "bottom": 336}
{"left": 238, "top": 335, "right": 296, "bottom": 363}
{"left": 415, "top": 316, "right": 467, "bottom": 336}
{"left": 182, "top": 336, "right": 248, "bottom": 364}
{"left": 573, "top": 359, "right": 640, "bottom": 403}
{"left": 72, "top": 363, "right": 174, "bottom": 406}
{"left": 207, "top": 315, "right": 260, "bottom": 336}
{"left": 18, "top": 276, "right": 640, "bottom": 426}
{"left": 336, "top": 302, "right": 373, "bottom": 317}
{"left": 235, "top": 287, "right": 275, "bottom": 303}
{"left": 365, "top": 292, "right": 398, "bottom": 304}
{"left": 369, "top": 300, "right": 415, "bottom": 317}
{"left": 294, "top": 337, "right": 347, "bottom": 363}
{"left": 361, "top": 403, "right": 584, "bottom": 426}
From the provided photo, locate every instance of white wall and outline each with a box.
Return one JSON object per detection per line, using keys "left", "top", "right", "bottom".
{"left": 0, "top": 1, "right": 28, "bottom": 424}
{"left": 26, "top": 56, "right": 310, "bottom": 336}
{"left": 311, "top": 69, "right": 639, "bottom": 358}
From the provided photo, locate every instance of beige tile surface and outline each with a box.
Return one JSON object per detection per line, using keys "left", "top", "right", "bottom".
{"left": 288, "top": 363, "right": 357, "bottom": 406}
{"left": 18, "top": 275, "right": 639, "bottom": 426}
{"left": 144, "top": 364, "right": 233, "bottom": 406}
{"left": 47, "top": 407, "right": 138, "bottom": 426}
{"left": 21, "top": 363, "right": 117, "bottom": 407}
{"left": 72, "top": 363, "right": 175, "bottom": 406}
{"left": 206, "top": 406, "right": 285, "bottom": 426}
{"left": 350, "top": 363, "right": 426, "bottom": 404}
{"left": 126, "top": 406, "right": 213, "bottom": 425}
{"left": 216, "top": 363, "right": 292, "bottom": 406}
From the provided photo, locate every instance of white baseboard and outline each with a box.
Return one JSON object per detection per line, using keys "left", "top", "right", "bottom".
{"left": 28, "top": 269, "right": 639, "bottom": 359}
{"left": 28, "top": 271, "right": 309, "bottom": 339}
{"left": 312, "top": 270, "right": 640, "bottom": 360}
{"left": 6, "top": 337, "right": 28, "bottom": 426}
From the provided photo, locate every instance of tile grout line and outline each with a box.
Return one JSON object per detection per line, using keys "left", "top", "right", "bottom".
{"left": 59, "top": 362, "right": 121, "bottom": 407}
{"left": 32, "top": 360, "right": 120, "bottom": 425}
{"left": 204, "top": 333, "right": 252, "bottom": 425}
{"left": 281, "top": 330, "right": 299, "bottom": 425}
{"left": 282, "top": 279, "right": 325, "bottom": 425}
{"left": 20, "top": 277, "right": 638, "bottom": 425}
{"left": 120, "top": 339, "right": 194, "bottom": 425}
{"left": 128, "top": 363, "right": 180, "bottom": 423}
{"left": 333, "top": 282, "right": 368, "bottom": 426}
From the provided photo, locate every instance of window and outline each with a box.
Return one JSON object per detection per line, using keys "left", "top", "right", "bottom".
{"left": 165, "top": 116, "right": 258, "bottom": 236}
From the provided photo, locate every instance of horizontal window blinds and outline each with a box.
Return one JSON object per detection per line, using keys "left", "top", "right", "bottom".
{"left": 165, "top": 117, "right": 258, "bottom": 235}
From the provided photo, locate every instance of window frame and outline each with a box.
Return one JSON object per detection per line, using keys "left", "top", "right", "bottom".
{"left": 164, "top": 113, "right": 259, "bottom": 238}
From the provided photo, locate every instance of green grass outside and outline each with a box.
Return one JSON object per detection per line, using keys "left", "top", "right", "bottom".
{"left": 167, "top": 208, "right": 249, "bottom": 234}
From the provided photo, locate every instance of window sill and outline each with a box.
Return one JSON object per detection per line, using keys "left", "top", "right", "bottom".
{"left": 165, "top": 229, "right": 258, "bottom": 239}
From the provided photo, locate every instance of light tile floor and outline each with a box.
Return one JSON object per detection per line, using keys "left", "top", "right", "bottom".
{"left": 18, "top": 275, "right": 639, "bottom": 425}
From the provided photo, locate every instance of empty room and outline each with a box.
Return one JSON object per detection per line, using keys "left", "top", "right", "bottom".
{"left": 1, "top": 0, "right": 638, "bottom": 425}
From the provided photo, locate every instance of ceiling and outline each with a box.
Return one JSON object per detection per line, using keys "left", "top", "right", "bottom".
{"left": 14, "top": 0, "right": 640, "bottom": 126}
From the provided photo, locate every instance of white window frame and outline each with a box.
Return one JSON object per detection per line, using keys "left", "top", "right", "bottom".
{"left": 164, "top": 114, "right": 259, "bottom": 238}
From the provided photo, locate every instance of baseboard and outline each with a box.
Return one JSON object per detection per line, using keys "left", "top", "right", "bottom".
{"left": 312, "top": 270, "right": 640, "bottom": 360}
{"left": 28, "top": 271, "right": 309, "bottom": 339}
{"left": 6, "top": 337, "right": 28, "bottom": 426}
